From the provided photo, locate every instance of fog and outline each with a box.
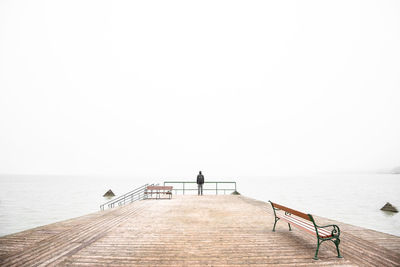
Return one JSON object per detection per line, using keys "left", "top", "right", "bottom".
{"left": 1, "top": 0, "right": 399, "bottom": 177}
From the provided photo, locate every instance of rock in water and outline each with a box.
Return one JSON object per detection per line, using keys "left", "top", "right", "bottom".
{"left": 391, "top": 166, "right": 400, "bottom": 174}
{"left": 103, "top": 189, "right": 115, "bottom": 197}
{"left": 380, "top": 202, "right": 398, "bottom": 212}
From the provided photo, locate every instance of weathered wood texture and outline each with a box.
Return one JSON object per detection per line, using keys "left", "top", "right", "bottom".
{"left": 1, "top": 195, "right": 399, "bottom": 266}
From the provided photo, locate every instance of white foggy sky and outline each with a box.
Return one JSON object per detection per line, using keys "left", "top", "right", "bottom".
{"left": 0, "top": 0, "right": 399, "bottom": 177}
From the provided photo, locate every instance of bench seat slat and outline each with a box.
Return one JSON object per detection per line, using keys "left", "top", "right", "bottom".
{"left": 278, "top": 214, "right": 332, "bottom": 238}
{"left": 280, "top": 215, "right": 316, "bottom": 232}
{"left": 146, "top": 186, "right": 173, "bottom": 190}
{"left": 278, "top": 215, "right": 317, "bottom": 235}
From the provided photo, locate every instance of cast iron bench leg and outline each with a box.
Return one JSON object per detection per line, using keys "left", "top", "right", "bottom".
{"left": 334, "top": 238, "right": 343, "bottom": 258}
{"left": 314, "top": 239, "right": 321, "bottom": 260}
{"left": 272, "top": 217, "right": 279, "bottom": 232}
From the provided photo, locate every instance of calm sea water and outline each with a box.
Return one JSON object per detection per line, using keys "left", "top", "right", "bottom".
{"left": 0, "top": 174, "right": 399, "bottom": 237}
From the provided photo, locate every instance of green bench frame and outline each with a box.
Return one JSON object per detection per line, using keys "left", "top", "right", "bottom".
{"left": 269, "top": 201, "right": 343, "bottom": 260}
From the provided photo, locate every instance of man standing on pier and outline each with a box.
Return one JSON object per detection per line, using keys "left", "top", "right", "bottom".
{"left": 197, "top": 171, "right": 204, "bottom": 195}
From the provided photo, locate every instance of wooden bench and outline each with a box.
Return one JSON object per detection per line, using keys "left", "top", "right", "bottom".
{"left": 269, "top": 201, "right": 342, "bottom": 260}
{"left": 144, "top": 186, "right": 173, "bottom": 199}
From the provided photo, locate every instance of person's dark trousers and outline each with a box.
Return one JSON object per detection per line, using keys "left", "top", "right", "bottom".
{"left": 198, "top": 184, "right": 203, "bottom": 195}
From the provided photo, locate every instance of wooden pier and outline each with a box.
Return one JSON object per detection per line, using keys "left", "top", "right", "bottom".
{"left": 1, "top": 195, "right": 400, "bottom": 266}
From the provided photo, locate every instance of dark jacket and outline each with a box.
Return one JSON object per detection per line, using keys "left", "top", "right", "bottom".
{"left": 197, "top": 174, "right": 204, "bottom": 184}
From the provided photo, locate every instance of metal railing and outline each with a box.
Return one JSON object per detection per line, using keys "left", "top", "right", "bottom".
{"left": 163, "top": 181, "right": 237, "bottom": 195}
{"left": 100, "top": 183, "right": 154, "bottom": 210}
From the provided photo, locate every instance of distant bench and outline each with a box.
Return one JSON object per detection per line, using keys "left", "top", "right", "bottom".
{"left": 269, "top": 201, "right": 342, "bottom": 260}
{"left": 144, "top": 186, "right": 173, "bottom": 199}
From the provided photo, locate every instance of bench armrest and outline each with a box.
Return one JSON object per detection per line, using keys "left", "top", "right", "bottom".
{"left": 316, "top": 224, "right": 341, "bottom": 238}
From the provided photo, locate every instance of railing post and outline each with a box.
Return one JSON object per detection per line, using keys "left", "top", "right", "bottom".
{"left": 183, "top": 182, "right": 185, "bottom": 195}
{"left": 216, "top": 182, "right": 218, "bottom": 195}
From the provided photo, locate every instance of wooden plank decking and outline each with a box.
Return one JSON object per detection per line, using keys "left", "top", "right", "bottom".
{"left": 1, "top": 195, "right": 400, "bottom": 266}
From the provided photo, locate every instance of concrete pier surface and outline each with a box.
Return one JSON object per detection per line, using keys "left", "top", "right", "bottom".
{"left": 1, "top": 195, "right": 400, "bottom": 266}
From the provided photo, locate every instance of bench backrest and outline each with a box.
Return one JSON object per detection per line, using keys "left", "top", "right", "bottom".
{"left": 146, "top": 186, "right": 173, "bottom": 191}
{"left": 270, "top": 201, "right": 310, "bottom": 221}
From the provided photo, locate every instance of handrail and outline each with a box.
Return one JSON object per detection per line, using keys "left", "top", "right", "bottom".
{"left": 100, "top": 183, "right": 154, "bottom": 210}
{"left": 163, "top": 181, "right": 236, "bottom": 195}
{"left": 101, "top": 184, "right": 148, "bottom": 206}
